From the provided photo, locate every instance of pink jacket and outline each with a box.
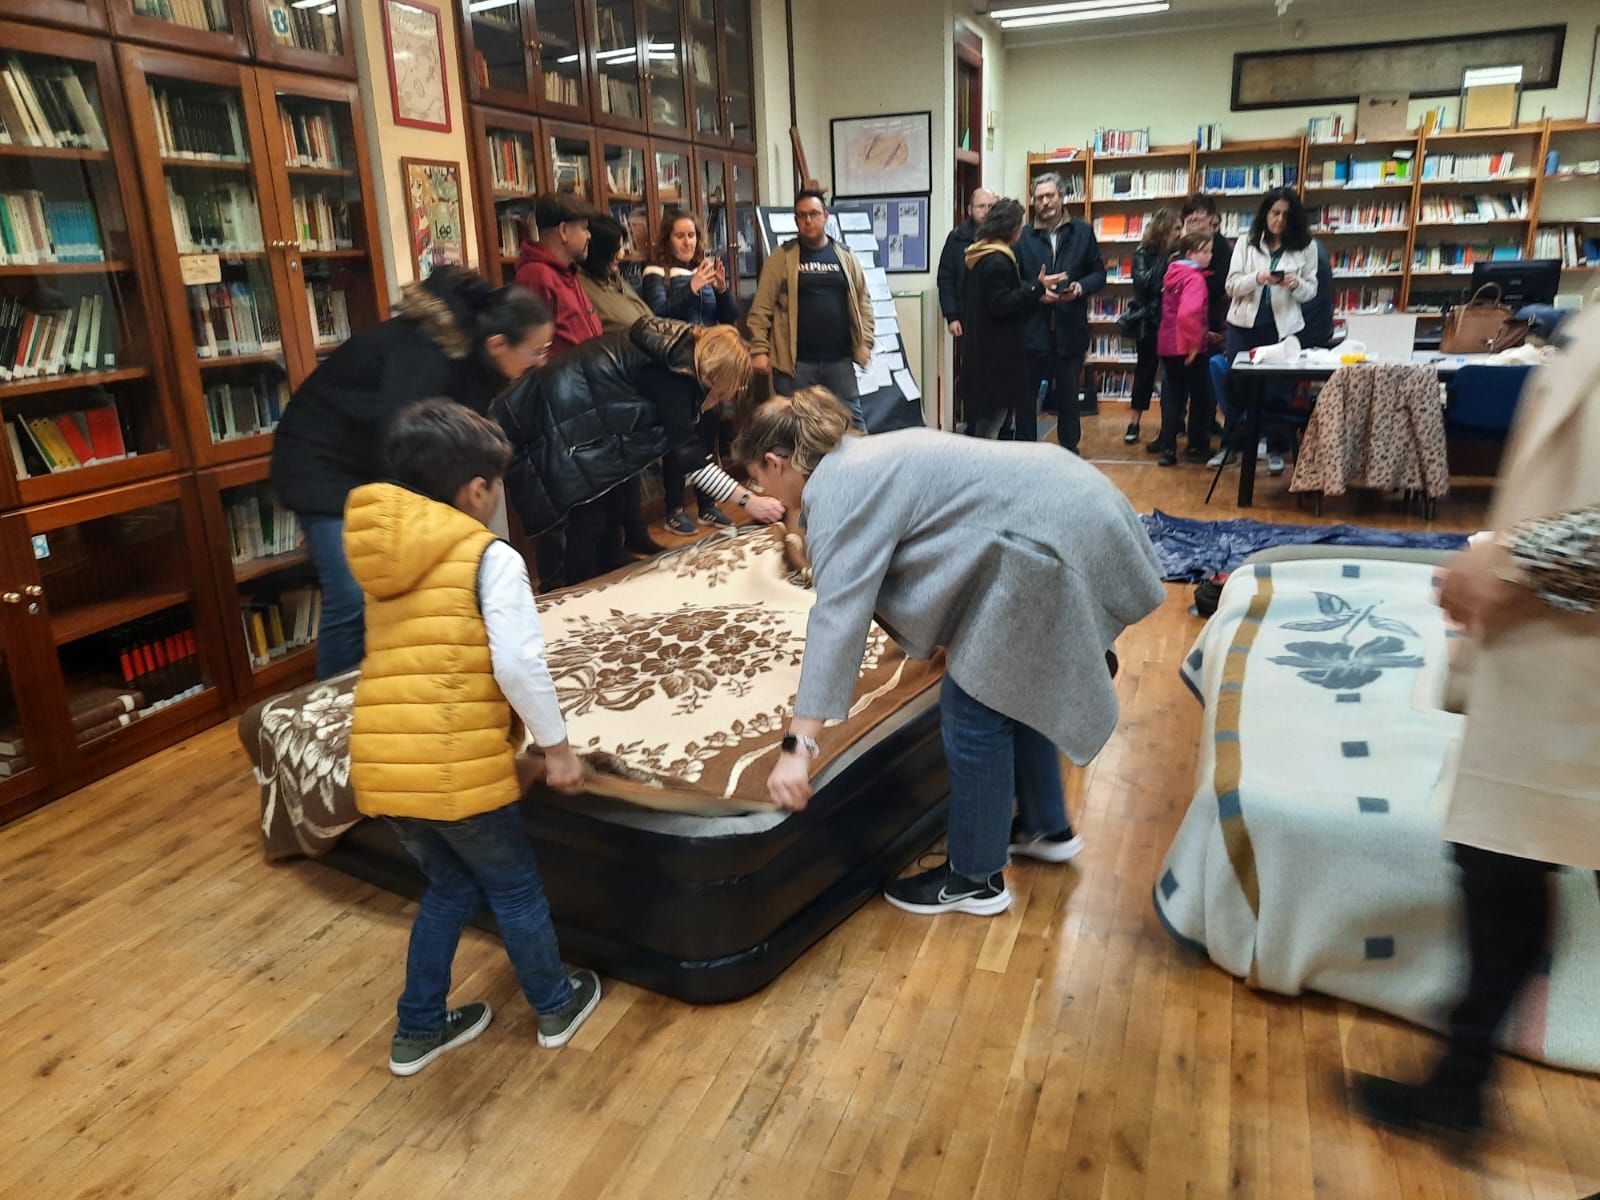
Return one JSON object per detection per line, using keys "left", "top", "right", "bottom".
{"left": 1157, "top": 259, "right": 1210, "bottom": 358}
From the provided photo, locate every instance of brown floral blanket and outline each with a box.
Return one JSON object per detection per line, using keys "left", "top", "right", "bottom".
{"left": 243, "top": 526, "right": 943, "bottom": 860}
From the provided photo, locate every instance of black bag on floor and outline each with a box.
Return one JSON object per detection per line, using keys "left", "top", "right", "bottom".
{"left": 1194, "top": 574, "right": 1227, "bottom": 618}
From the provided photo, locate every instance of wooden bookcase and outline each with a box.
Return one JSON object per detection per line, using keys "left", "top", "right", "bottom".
{"left": 470, "top": 106, "right": 546, "bottom": 283}
{"left": 105, "top": 0, "right": 252, "bottom": 61}
{"left": 0, "top": 0, "right": 108, "bottom": 33}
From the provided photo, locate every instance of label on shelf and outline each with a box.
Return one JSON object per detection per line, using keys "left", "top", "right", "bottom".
{"left": 180, "top": 254, "right": 223, "bottom": 286}
{"left": 32, "top": 534, "right": 49, "bottom": 560}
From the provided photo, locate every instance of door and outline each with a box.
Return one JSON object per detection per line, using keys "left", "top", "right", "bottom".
{"left": 247, "top": 0, "right": 356, "bottom": 80}
{"left": 531, "top": 0, "right": 590, "bottom": 119}
{"left": 642, "top": 0, "right": 689, "bottom": 139}
{"left": 0, "top": 524, "right": 69, "bottom": 816}
{"left": 719, "top": 0, "right": 754, "bottom": 150}
{"left": 683, "top": 0, "right": 721, "bottom": 142}
{"left": 589, "top": 0, "right": 646, "bottom": 132}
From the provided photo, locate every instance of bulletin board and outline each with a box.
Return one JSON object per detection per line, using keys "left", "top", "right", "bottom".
{"left": 831, "top": 197, "right": 931, "bottom": 274}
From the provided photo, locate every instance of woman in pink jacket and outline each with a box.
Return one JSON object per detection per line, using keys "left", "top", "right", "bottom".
{"left": 1150, "top": 231, "right": 1214, "bottom": 468}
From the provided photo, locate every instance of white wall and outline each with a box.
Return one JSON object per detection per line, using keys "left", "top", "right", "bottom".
{"left": 1001, "top": 2, "right": 1600, "bottom": 195}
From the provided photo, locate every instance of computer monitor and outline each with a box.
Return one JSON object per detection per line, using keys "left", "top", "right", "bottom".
{"left": 1468, "top": 259, "right": 1561, "bottom": 307}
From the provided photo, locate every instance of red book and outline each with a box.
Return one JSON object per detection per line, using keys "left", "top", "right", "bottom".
{"left": 52, "top": 414, "right": 95, "bottom": 465}
{"left": 84, "top": 405, "right": 126, "bottom": 461}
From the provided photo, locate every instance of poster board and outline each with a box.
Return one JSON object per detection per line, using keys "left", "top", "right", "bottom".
{"left": 755, "top": 207, "right": 925, "bottom": 432}
{"left": 831, "top": 197, "right": 931, "bottom": 275}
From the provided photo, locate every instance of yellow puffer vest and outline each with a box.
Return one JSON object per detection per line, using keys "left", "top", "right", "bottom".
{"left": 343, "top": 483, "right": 522, "bottom": 821}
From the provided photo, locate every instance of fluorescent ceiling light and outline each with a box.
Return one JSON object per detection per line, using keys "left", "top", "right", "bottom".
{"left": 998, "top": 2, "right": 1168, "bottom": 26}
{"left": 468, "top": 0, "right": 519, "bottom": 11}
{"left": 291, "top": 0, "right": 326, "bottom": 8}
{"left": 991, "top": 0, "right": 1130, "bottom": 15}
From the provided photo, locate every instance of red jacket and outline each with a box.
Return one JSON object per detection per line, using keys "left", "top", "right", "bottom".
{"left": 1157, "top": 259, "right": 1210, "bottom": 359}
{"left": 514, "top": 241, "right": 602, "bottom": 353}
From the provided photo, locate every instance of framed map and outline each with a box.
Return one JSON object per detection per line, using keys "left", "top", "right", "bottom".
{"left": 382, "top": 0, "right": 451, "bottom": 132}
{"left": 831, "top": 112, "right": 932, "bottom": 199}
{"left": 401, "top": 158, "right": 465, "bottom": 281}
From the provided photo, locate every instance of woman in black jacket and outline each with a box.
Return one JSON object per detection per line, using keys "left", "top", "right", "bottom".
{"left": 271, "top": 267, "right": 554, "bottom": 678}
{"left": 1127, "top": 209, "right": 1177, "bottom": 446}
{"left": 959, "top": 198, "right": 1066, "bottom": 439}
{"left": 491, "top": 317, "right": 785, "bottom": 573}
{"left": 640, "top": 209, "right": 741, "bottom": 535}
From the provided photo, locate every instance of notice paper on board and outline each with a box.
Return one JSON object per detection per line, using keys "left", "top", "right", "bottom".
{"left": 863, "top": 267, "right": 891, "bottom": 300}
{"left": 838, "top": 211, "right": 872, "bottom": 232}
{"left": 872, "top": 299, "right": 897, "bottom": 319}
{"left": 769, "top": 212, "right": 798, "bottom": 234}
{"left": 893, "top": 369, "right": 921, "bottom": 402}
{"left": 845, "top": 233, "right": 878, "bottom": 254}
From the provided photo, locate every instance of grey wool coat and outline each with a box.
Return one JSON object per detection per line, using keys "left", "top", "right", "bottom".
{"left": 794, "top": 429, "right": 1166, "bottom": 762}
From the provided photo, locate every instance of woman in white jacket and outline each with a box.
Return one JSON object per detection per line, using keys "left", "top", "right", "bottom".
{"left": 1223, "top": 186, "right": 1318, "bottom": 472}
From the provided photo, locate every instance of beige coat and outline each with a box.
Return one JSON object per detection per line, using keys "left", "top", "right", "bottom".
{"left": 1442, "top": 303, "right": 1600, "bottom": 868}
{"left": 744, "top": 237, "right": 874, "bottom": 376}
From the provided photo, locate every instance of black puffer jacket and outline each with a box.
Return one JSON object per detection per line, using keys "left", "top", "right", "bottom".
{"left": 492, "top": 316, "right": 708, "bottom": 535}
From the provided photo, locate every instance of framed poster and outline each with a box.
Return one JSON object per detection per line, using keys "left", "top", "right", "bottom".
{"left": 830, "top": 112, "right": 932, "bottom": 199}
{"left": 382, "top": 0, "right": 452, "bottom": 132}
{"left": 833, "top": 196, "right": 931, "bottom": 274}
{"left": 401, "top": 158, "right": 465, "bottom": 280}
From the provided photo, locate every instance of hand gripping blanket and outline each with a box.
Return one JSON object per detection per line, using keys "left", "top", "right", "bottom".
{"left": 246, "top": 526, "right": 942, "bottom": 859}
{"left": 1152, "top": 554, "right": 1600, "bottom": 1074}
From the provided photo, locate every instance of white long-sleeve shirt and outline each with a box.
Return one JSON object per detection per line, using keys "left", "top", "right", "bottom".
{"left": 478, "top": 540, "right": 568, "bottom": 748}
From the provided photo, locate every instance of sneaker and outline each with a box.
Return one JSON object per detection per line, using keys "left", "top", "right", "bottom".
{"left": 1257, "top": 438, "right": 1269, "bottom": 461}
{"left": 388, "top": 1001, "right": 492, "bottom": 1077}
{"left": 1144, "top": 437, "right": 1166, "bottom": 455}
{"left": 698, "top": 506, "right": 733, "bottom": 527}
{"left": 1353, "top": 1073, "right": 1484, "bottom": 1137}
{"left": 1156, "top": 446, "right": 1178, "bottom": 467}
{"left": 1123, "top": 422, "right": 1141, "bottom": 444}
{"left": 1206, "top": 449, "right": 1230, "bottom": 469}
{"left": 664, "top": 510, "right": 697, "bottom": 536}
{"left": 884, "top": 859, "right": 1011, "bottom": 916}
{"left": 537, "top": 968, "right": 602, "bottom": 1048}
{"left": 1267, "top": 453, "right": 1286, "bottom": 476}
{"left": 1009, "top": 820, "right": 1085, "bottom": 863}
{"left": 1183, "top": 443, "right": 1211, "bottom": 464}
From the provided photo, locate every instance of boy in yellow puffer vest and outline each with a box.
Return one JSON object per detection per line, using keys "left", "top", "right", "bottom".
{"left": 344, "top": 399, "right": 601, "bottom": 1077}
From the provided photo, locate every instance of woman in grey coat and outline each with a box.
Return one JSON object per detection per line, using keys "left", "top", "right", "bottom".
{"left": 738, "top": 388, "right": 1166, "bottom": 916}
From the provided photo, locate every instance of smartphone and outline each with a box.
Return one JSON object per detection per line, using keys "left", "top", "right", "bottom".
{"left": 1269, "top": 270, "right": 1287, "bottom": 282}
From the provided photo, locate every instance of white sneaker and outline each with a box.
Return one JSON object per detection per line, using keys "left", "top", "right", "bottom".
{"left": 1008, "top": 824, "right": 1085, "bottom": 863}
{"left": 1257, "top": 438, "right": 1269, "bottom": 461}
{"left": 1267, "top": 453, "right": 1286, "bottom": 476}
{"left": 1207, "top": 449, "right": 1229, "bottom": 469}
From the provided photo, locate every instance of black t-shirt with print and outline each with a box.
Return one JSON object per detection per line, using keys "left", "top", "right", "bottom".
{"left": 795, "top": 241, "right": 853, "bottom": 362}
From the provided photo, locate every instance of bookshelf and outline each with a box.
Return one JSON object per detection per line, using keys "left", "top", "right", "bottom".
{"left": 543, "top": 117, "right": 599, "bottom": 205}
{"left": 642, "top": 0, "right": 688, "bottom": 138}
{"left": 685, "top": 0, "right": 720, "bottom": 141}
{"left": 651, "top": 138, "right": 690, "bottom": 224}
{"left": 247, "top": 0, "right": 354, "bottom": 81}
{"left": 0, "top": 0, "right": 108, "bottom": 34}
{"left": 591, "top": 0, "right": 645, "bottom": 132}
{"left": 470, "top": 105, "right": 543, "bottom": 283}
{"left": 462, "top": 0, "right": 592, "bottom": 122}
{"left": 600, "top": 132, "right": 649, "bottom": 267}
{"left": 105, "top": 0, "right": 251, "bottom": 62}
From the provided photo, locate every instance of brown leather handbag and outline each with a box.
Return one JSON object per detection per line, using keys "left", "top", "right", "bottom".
{"left": 1440, "top": 283, "right": 1513, "bottom": 354}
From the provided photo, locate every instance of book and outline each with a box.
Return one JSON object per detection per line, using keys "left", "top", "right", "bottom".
{"left": 84, "top": 403, "right": 126, "bottom": 460}
{"left": 0, "top": 729, "right": 24, "bottom": 755}
{"left": 68, "top": 686, "right": 145, "bottom": 732}
{"left": 0, "top": 753, "right": 29, "bottom": 778}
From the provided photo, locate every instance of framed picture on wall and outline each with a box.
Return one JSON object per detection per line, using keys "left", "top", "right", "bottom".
{"left": 382, "top": 0, "right": 452, "bottom": 132}
{"left": 401, "top": 157, "right": 466, "bottom": 280}
{"left": 830, "top": 112, "right": 932, "bottom": 199}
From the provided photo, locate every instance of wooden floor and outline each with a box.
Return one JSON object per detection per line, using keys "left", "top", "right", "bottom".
{"left": 6, "top": 410, "right": 1599, "bottom": 1200}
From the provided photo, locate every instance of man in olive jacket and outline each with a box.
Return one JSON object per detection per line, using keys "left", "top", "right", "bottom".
{"left": 747, "top": 189, "right": 875, "bottom": 429}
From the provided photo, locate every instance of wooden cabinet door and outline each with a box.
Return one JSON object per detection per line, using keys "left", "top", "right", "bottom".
{"left": 106, "top": 0, "right": 250, "bottom": 60}
{"left": 530, "top": 0, "right": 591, "bottom": 120}
{"left": 0, "top": 0, "right": 108, "bottom": 33}
{"left": 463, "top": 0, "right": 538, "bottom": 111}
{"left": 682, "top": 0, "right": 721, "bottom": 143}
{"left": 641, "top": 0, "right": 689, "bottom": 139}
{"left": 471, "top": 108, "right": 544, "bottom": 283}
{"left": 247, "top": 0, "right": 356, "bottom": 80}
{"left": 0, "top": 518, "right": 73, "bottom": 821}
{"left": 719, "top": 0, "right": 755, "bottom": 150}
{"left": 588, "top": 0, "right": 646, "bottom": 134}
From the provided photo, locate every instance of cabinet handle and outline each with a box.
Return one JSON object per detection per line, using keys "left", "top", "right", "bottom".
{"left": 1, "top": 593, "right": 19, "bottom": 605}
{"left": 23, "top": 585, "right": 41, "bottom": 597}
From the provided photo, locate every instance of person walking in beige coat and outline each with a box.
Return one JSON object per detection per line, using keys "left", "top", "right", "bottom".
{"left": 1356, "top": 305, "right": 1600, "bottom": 1139}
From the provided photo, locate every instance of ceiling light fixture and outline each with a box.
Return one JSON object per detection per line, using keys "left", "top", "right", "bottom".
{"left": 991, "top": 0, "right": 1133, "bottom": 16}
{"left": 467, "top": 0, "right": 519, "bottom": 13}
{"left": 997, "top": 2, "right": 1169, "bottom": 27}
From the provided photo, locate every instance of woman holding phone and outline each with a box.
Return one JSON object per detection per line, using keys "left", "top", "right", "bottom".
{"left": 1224, "top": 186, "right": 1318, "bottom": 474}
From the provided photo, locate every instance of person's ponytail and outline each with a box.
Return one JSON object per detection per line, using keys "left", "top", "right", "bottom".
{"left": 731, "top": 385, "right": 853, "bottom": 476}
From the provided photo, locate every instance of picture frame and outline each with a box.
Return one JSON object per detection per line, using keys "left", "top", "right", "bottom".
{"left": 382, "top": 0, "right": 452, "bottom": 133}
{"left": 401, "top": 157, "right": 466, "bottom": 281}
{"left": 830, "top": 112, "right": 932, "bottom": 199}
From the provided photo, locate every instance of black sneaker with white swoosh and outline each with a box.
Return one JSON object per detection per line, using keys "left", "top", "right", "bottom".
{"left": 883, "top": 859, "right": 1011, "bottom": 916}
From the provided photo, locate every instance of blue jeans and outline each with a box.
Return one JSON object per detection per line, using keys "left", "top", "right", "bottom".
{"left": 302, "top": 515, "right": 365, "bottom": 679}
{"left": 940, "top": 676, "right": 1071, "bottom": 879}
{"left": 386, "top": 804, "right": 573, "bottom": 1038}
{"left": 774, "top": 359, "right": 865, "bottom": 430}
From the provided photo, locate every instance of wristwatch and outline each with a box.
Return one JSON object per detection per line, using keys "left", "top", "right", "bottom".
{"left": 781, "top": 732, "right": 821, "bottom": 759}
{"left": 738, "top": 491, "right": 751, "bottom": 508}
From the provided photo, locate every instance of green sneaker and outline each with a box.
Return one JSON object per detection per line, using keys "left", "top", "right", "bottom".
{"left": 388, "top": 1001, "right": 492, "bottom": 1077}
{"left": 537, "top": 969, "right": 602, "bottom": 1048}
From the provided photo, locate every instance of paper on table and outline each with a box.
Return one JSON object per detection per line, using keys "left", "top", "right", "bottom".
{"left": 845, "top": 233, "right": 878, "bottom": 253}
{"left": 874, "top": 334, "right": 898, "bottom": 354}
{"left": 881, "top": 352, "right": 904, "bottom": 371}
{"left": 897, "top": 201, "right": 920, "bottom": 238}
{"left": 864, "top": 267, "right": 891, "bottom": 299}
{"left": 839, "top": 211, "right": 871, "bottom": 232}
{"left": 875, "top": 315, "right": 899, "bottom": 337}
{"left": 893, "top": 368, "right": 921, "bottom": 402}
{"left": 769, "top": 213, "right": 797, "bottom": 234}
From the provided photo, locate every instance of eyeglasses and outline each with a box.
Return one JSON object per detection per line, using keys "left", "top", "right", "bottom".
{"left": 522, "top": 343, "right": 553, "bottom": 365}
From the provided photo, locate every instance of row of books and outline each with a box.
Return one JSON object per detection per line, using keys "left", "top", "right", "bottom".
{"left": 306, "top": 283, "right": 351, "bottom": 347}
{"left": 133, "top": 0, "right": 230, "bottom": 32}
{"left": 488, "top": 131, "right": 537, "bottom": 194}
{"left": 605, "top": 158, "right": 645, "bottom": 197}
{"left": 264, "top": 1, "right": 342, "bottom": 56}
{"left": 0, "top": 55, "right": 106, "bottom": 150}
{"left": 1308, "top": 202, "right": 1410, "bottom": 233}
{"left": 497, "top": 211, "right": 523, "bottom": 259}
{"left": 594, "top": 5, "right": 632, "bottom": 52}
{"left": 187, "top": 274, "right": 283, "bottom": 359}
{"left": 1091, "top": 169, "right": 1189, "bottom": 200}
{"left": 0, "top": 684, "right": 148, "bottom": 768}
{"left": 1328, "top": 247, "right": 1405, "bottom": 275}
{"left": 1332, "top": 286, "right": 1397, "bottom": 315}
{"left": 203, "top": 375, "right": 285, "bottom": 443}
{"left": 281, "top": 106, "right": 344, "bottom": 170}
{"left": 0, "top": 293, "right": 112, "bottom": 381}
{"left": 1096, "top": 371, "right": 1159, "bottom": 400}
{"left": 1088, "top": 334, "right": 1136, "bottom": 361}
{"left": 688, "top": 40, "right": 717, "bottom": 84}
{"left": 544, "top": 73, "right": 582, "bottom": 107}
{"left": 599, "top": 76, "right": 642, "bottom": 119}
{"left": 1104, "top": 254, "right": 1135, "bottom": 282}
{"left": 1088, "top": 297, "right": 1130, "bottom": 320}
{"left": 1092, "top": 128, "right": 1150, "bottom": 156}
{"left": 0, "top": 193, "right": 104, "bottom": 264}
{"left": 165, "top": 178, "right": 265, "bottom": 254}
{"left": 1092, "top": 213, "right": 1154, "bottom": 241}
{"left": 290, "top": 188, "right": 353, "bottom": 252}
{"left": 1194, "top": 124, "right": 1225, "bottom": 151}
{"left": 7, "top": 403, "right": 128, "bottom": 480}
{"left": 1305, "top": 156, "right": 1413, "bottom": 188}
{"left": 550, "top": 153, "right": 590, "bottom": 195}
{"left": 1306, "top": 115, "right": 1347, "bottom": 144}
{"left": 1534, "top": 225, "right": 1600, "bottom": 268}
{"left": 1417, "top": 194, "right": 1528, "bottom": 223}
{"left": 225, "top": 488, "right": 300, "bottom": 564}
{"left": 114, "top": 612, "right": 206, "bottom": 705}
{"left": 149, "top": 83, "right": 246, "bottom": 162}
{"left": 242, "top": 589, "right": 320, "bottom": 669}
{"left": 1218, "top": 211, "right": 1250, "bottom": 238}
{"left": 1420, "top": 152, "right": 1520, "bottom": 182}
{"left": 1198, "top": 162, "right": 1297, "bottom": 195}
{"left": 1412, "top": 243, "right": 1523, "bottom": 271}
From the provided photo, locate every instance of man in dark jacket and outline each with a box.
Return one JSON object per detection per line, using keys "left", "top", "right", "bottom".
{"left": 938, "top": 187, "right": 995, "bottom": 432}
{"left": 1297, "top": 239, "right": 1336, "bottom": 348}
{"left": 1016, "top": 172, "right": 1106, "bottom": 453}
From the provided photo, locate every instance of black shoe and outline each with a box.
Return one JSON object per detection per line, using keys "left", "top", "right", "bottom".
{"left": 1183, "top": 443, "right": 1211, "bottom": 464}
{"left": 1144, "top": 437, "right": 1167, "bottom": 455}
{"left": 624, "top": 534, "right": 666, "bottom": 556}
{"left": 1208, "top": 419, "right": 1224, "bottom": 438}
{"left": 537, "top": 968, "right": 602, "bottom": 1049}
{"left": 664, "top": 510, "right": 697, "bottom": 536}
{"left": 698, "top": 506, "right": 733, "bottom": 527}
{"left": 388, "top": 1001, "right": 492, "bottom": 1077}
{"left": 1157, "top": 446, "right": 1178, "bottom": 467}
{"left": 1008, "top": 819, "right": 1084, "bottom": 863}
{"left": 884, "top": 859, "right": 1010, "bottom": 916}
{"left": 1123, "top": 422, "right": 1141, "bottom": 444}
{"left": 1353, "top": 1073, "right": 1484, "bottom": 1137}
